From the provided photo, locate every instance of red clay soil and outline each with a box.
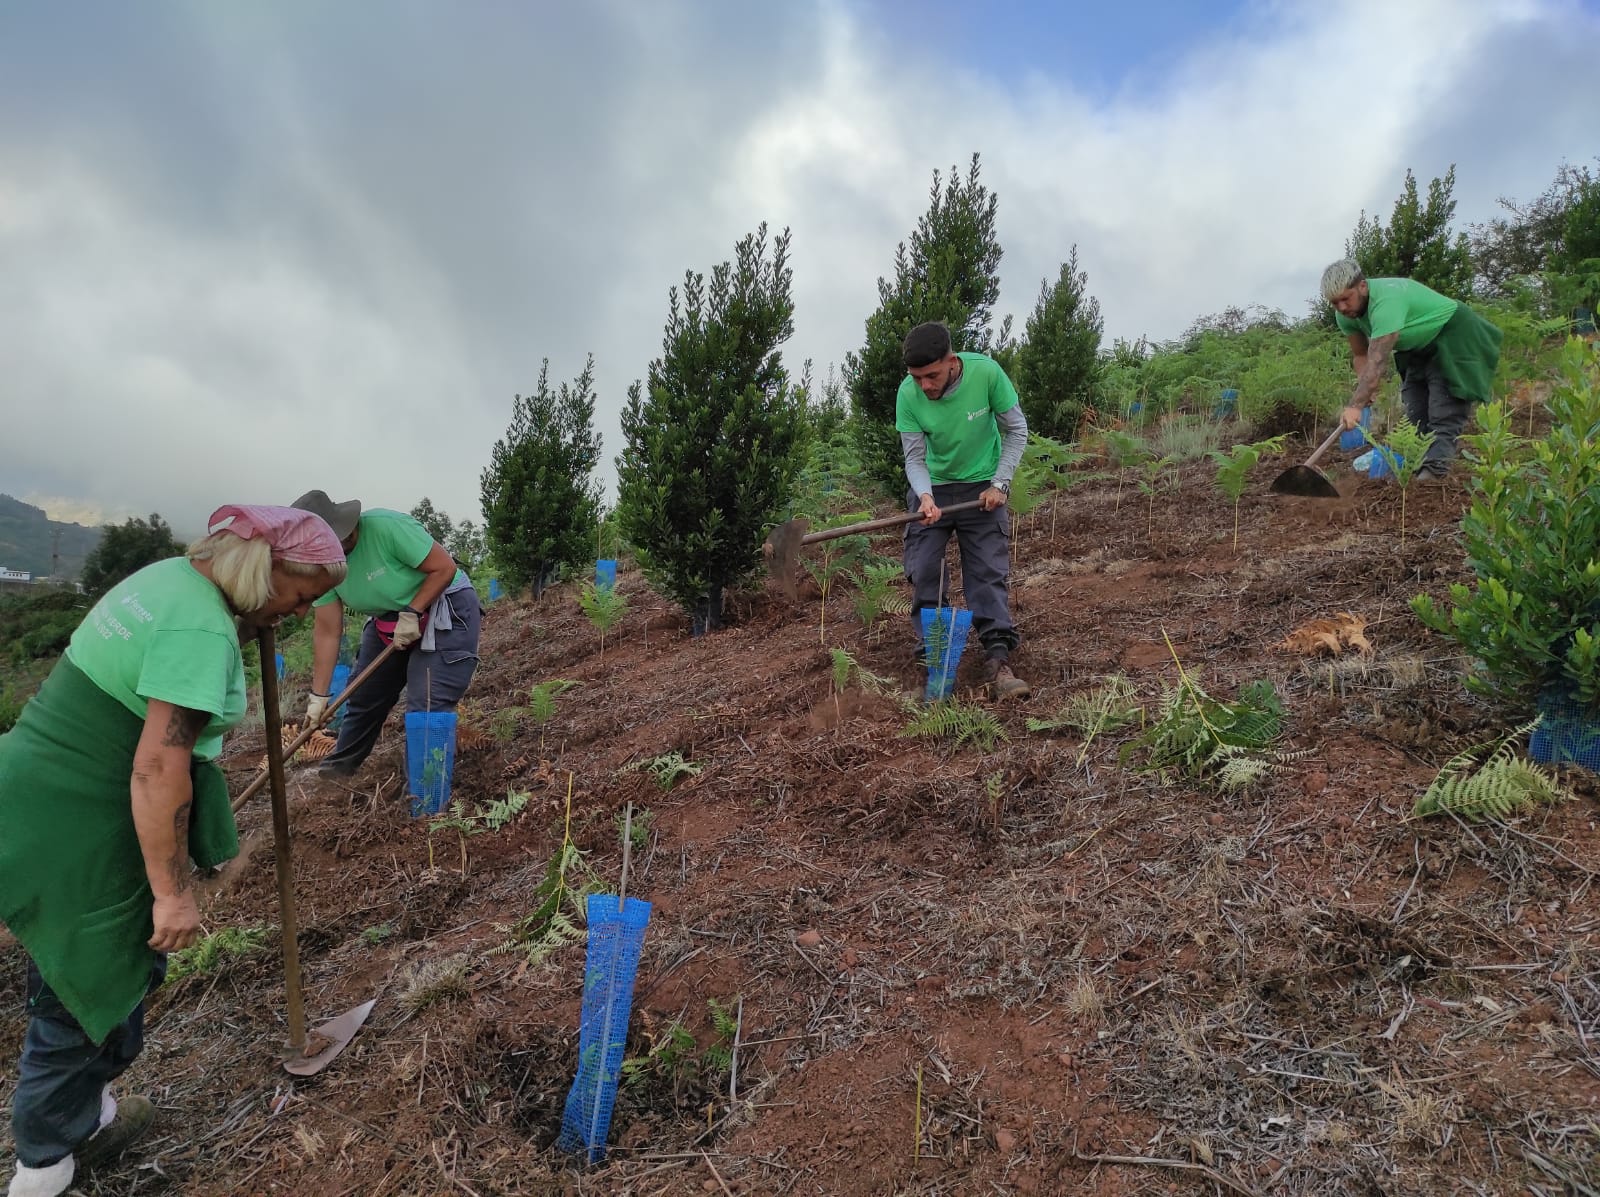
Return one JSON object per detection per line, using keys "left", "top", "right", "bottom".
{"left": 4, "top": 438, "right": 1600, "bottom": 1196}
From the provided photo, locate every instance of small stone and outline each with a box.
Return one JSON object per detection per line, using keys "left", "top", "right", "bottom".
{"left": 1206, "top": 813, "right": 1225, "bottom": 827}
{"left": 995, "top": 1128, "right": 1018, "bottom": 1153}
{"left": 703, "top": 1180, "right": 720, "bottom": 1192}
{"left": 843, "top": 948, "right": 859, "bottom": 968}
{"left": 796, "top": 929, "right": 823, "bottom": 949}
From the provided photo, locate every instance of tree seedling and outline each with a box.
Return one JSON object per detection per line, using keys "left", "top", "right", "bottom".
{"left": 1363, "top": 418, "right": 1436, "bottom": 549}
{"left": 579, "top": 579, "right": 629, "bottom": 656}
{"left": 1210, "top": 434, "right": 1288, "bottom": 551}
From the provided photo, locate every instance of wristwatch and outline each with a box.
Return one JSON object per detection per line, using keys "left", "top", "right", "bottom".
{"left": 402, "top": 604, "right": 421, "bottom": 616}
{"left": 991, "top": 480, "right": 1010, "bottom": 495}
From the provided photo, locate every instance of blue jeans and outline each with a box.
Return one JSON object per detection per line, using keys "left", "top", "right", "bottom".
{"left": 11, "top": 956, "right": 164, "bottom": 1167}
{"left": 902, "top": 481, "right": 1019, "bottom": 658}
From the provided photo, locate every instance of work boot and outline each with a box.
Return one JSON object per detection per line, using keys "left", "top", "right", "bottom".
{"left": 77, "top": 1094, "right": 155, "bottom": 1168}
{"left": 978, "top": 655, "right": 1031, "bottom": 700}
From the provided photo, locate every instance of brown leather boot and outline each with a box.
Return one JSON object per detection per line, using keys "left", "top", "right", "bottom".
{"left": 978, "top": 656, "right": 1031, "bottom": 700}
{"left": 77, "top": 1095, "right": 155, "bottom": 1167}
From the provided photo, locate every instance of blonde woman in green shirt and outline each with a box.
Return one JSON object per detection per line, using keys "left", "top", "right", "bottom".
{"left": 1321, "top": 259, "right": 1503, "bottom": 477}
{"left": 0, "top": 505, "right": 346, "bottom": 1197}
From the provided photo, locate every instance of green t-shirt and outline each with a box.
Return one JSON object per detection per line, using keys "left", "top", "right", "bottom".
{"left": 64, "top": 557, "right": 246, "bottom": 761}
{"left": 315, "top": 508, "right": 453, "bottom": 614}
{"left": 894, "top": 353, "right": 1020, "bottom": 485}
{"left": 1334, "top": 277, "right": 1458, "bottom": 352}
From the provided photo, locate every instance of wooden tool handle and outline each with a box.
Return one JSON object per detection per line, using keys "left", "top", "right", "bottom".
{"left": 799, "top": 499, "right": 985, "bottom": 547}
{"left": 1303, "top": 426, "right": 1345, "bottom": 471}
{"left": 231, "top": 641, "right": 399, "bottom": 815}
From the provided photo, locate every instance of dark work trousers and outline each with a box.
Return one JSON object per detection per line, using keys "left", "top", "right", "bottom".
{"left": 322, "top": 585, "right": 482, "bottom": 774}
{"left": 902, "top": 481, "right": 1019, "bottom": 660}
{"left": 12, "top": 955, "right": 164, "bottom": 1167}
{"left": 1400, "top": 352, "right": 1472, "bottom": 473}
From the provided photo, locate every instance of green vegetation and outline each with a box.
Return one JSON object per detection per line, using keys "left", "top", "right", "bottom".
{"left": 165, "top": 926, "right": 270, "bottom": 985}
{"left": 1413, "top": 722, "right": 1571, "bottom": 822}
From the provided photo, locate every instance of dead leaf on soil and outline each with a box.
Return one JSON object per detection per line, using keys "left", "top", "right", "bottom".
{"left": 257, "top": 723, "right": 338, "bottom": 769}
{"left": 1277, "top": 612, "right": 1373, "bottom": 658}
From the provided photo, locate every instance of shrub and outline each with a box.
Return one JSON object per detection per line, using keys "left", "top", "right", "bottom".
{"left": 1413, "top": 339, "right": 1600, "bottom": 714}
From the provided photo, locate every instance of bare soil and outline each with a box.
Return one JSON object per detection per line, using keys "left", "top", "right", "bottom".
{"left": 4, "top": 442, "right": 1599, "bottom": 1196}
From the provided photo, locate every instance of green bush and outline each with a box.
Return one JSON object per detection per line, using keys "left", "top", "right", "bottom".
{"left": 1413, "top": 339, "right": 1600, "bottom": 713}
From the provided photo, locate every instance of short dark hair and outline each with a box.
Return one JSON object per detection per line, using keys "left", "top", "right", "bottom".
{"left": 902, "top": 322, "right": 953, "bottom": 368}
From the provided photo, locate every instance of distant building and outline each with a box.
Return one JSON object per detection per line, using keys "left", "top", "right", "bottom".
{"left": 0, "top": 567, "right": 32, "bottom": 583}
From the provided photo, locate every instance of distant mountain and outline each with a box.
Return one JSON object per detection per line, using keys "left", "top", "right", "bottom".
{"left": 0, "top": 494, "right": 102, "bottom": 580}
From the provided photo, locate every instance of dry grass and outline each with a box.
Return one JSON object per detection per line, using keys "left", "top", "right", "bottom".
{"left": 398, "top": 954, "right": 474, "bottom": 1015}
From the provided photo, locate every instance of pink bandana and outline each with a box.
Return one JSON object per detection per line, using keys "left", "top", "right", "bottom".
{"left": 207, "top": 504, "right": 346, "bottom": 565}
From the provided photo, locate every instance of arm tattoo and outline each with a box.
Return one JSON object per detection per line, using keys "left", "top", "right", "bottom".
{"left": 168, "top": 799, "right": 193, "bottom": 893}
{"left": 1351, "top": 333, "right": 1397, "bottom": 407}
{"left": 161, "top": 705, "right": 209, "bottom": 749}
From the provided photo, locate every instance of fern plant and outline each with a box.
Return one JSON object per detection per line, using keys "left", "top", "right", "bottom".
{"left": 1210, "top": 435, "right": 1288, "bottom": 551}
{"left": 624, "top": 751, "right": 703, "bottom": 791}
{"left": 902, "top": 700, "right": 1007, "bottom": 752}
{"left": 1128, "top": 644, "right": 1288, "bottom": 787}
{"left": 803, "top": 518, "right": 870, "bottom": 644}
{"left": 1363, "top": 418, "right": 1436, "bottom": 550}
{"left": 1028, "top": 674, "right": 1142, "bottom": 765}
{"left": 850, "top": 560, "right": 904, "bottom": 628}
{"left": 491, "top": 781, "right": 599, "bottom": 967}
{"left": 1413, "top": 721, "right": 1571, "bottom": 821}
{"left": 579, "top": 580, "right": 629, "bottom": 656}
{"left": 1097, "top": 428, "right": 1153, "bottom": 510}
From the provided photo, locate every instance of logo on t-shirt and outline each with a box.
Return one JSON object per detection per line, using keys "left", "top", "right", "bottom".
{"left": 367, "top": 566, "right": 388, "bottom": 583}
{"left": 966, "top": 408, "right": 987, "bottom": 421}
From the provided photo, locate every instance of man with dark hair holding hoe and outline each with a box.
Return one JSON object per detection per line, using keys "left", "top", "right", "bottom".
{"left": 896, "top": 321, "right": 1031, "bottom": 700}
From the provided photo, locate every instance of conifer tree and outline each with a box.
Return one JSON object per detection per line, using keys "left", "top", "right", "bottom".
{"left": 480, "top": 357, "right": 603, "bottom": 595}
{"left": 615, "top": 224, "right": 805, "bottom": 632}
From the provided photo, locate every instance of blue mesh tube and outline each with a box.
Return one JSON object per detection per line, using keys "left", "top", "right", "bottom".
{"left": 596, "top": 559, "right": 618, "bottom": 591}
{"left": 1530, "top": 689, "right": 1600, "bottom": 770}
{"left": 558, "top": 893, "right": 653, "bottom": 1163}
{"left": 404, "top": 711, "right": 457, "bottom": 817}
{"left": 920, "top": 607, "right": 973, "bottom": 701}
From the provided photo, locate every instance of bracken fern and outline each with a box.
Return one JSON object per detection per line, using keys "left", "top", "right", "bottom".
{"left": 1413, "top": 720, "right": 1571, "bottom": 822}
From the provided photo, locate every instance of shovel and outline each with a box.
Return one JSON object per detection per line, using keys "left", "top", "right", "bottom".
{"left": 231, "top": 641, "right": 398, "bottom": 816}
{"left": 1270, "top": 426, "right": 1344, "bottom": 499}
{"left": 256, "top": 625, "right": 376, "bottom": 1075}
{"left": 764, "top": 500, "right": 983, "bottom": 601}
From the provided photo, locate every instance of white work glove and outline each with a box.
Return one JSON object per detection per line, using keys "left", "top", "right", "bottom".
{"left": 393, "top": 608, "right": 423, "bottom": 650}
{"left": 306, "top": 693, "right": 330, "bottom": 726}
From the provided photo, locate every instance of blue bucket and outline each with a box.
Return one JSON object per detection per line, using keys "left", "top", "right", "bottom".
{"left": 487, "top": 577, "right": 503, "bottom": 602}
{"left": 596, "top": 559, "right": 617, "bottom": 591}
{"left": 327, "top": 663, "right": 351, "bottom": 732}
{"left": 1339, "top": 406, "right": 1372, "bottom": 452}
{"left": 920, "top": 607, "right": 973, "bottom": 701}
{"left": 405, "top": 711, "right": 457, "bottom": 817}
{"left": 1369, "top": 449, "right": 1403, "bottom": 480}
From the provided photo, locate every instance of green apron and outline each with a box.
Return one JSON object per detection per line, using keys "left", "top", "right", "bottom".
{"left": 1396, "top": 303, "right": 1504, "bottom": 404}
{"left": 0, "top": 659, "right": 239, "bottom": 1044}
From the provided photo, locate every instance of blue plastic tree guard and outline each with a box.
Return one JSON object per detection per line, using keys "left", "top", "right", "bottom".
{"left": 274, "top": 652, "right": 286, "bottom": 681}
{"left": 558, "top": 893, "right": 654, "bottom": 1164}
{"left": 595, "top": 559, "right": 618, "bottom": 591}
{"left": 1213, "top": 389, "right": 1239, "bottom": 420}
{"left": 1369, "top": 449, "right": 1403, "bottom": 480}
{"left": 1339, "top": 406, "right": 1372, "bottom": 452}
{"left": 920, "top": 607, "right": 973, "bottom": 701}
{"left": 487, "top": 577, "right": 503, "bottom": 602}
{"left": 327, "top": 663, "right": 351, "bottom": 733}
{"left": 404, "top": 711, "right": 457, "bottom": 817}
{"left": 1530, "top": 690, "right": 1600, "bottom": 770}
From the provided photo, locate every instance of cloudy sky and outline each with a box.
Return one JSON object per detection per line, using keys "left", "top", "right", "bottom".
{"left": 1, "top": 0, "right": 1595, "bottom": 534}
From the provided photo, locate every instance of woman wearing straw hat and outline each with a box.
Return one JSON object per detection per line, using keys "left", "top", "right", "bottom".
{"left": 0, "top": 506, "right": 346, "bottom": 1197}
{"left": 290, "top": 490, "right": 481, "bottom": 779}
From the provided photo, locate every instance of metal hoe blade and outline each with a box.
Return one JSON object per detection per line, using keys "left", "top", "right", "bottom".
{"left": 282, "top": 1000, "right": 378, "bottom": 1076}
{"left": 1270, "top": 465, "right": 1342, "bottom": 499}
{"left": 1270, "top": 426, "right": 1345, "bottom": 501}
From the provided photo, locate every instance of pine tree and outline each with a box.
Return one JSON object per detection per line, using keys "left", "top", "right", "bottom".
{"left": 615, "top": 223, "right": 805, "bottom": 633}
{"left": 844, "top": 154, "right": 1007, "bottom": 491}
{"left": 1014, "top": 246, "right": 1105, "bottom": 441}
{"left": 80, "top": 513, "right": 185, "bottom": 596}
{"left": 480, "top": 357, "right": 603, "bottom": 596}
{"left": 1345, "top": 166, "right": 1474, "bottom": 298}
